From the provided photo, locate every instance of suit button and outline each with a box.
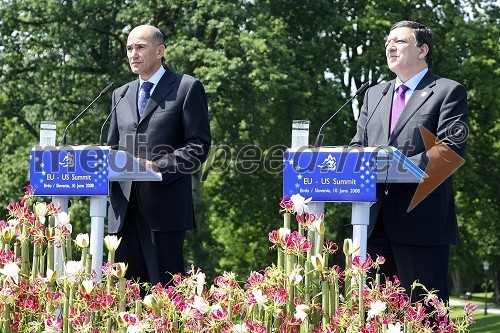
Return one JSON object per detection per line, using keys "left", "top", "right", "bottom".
{"left": 137, "top": 127, "right": 142, "bottom": 132}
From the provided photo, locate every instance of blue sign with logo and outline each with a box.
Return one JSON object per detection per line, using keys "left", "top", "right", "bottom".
{"left": 283, "top": 148, "right": 377, "bottom": 202}
{"left": 30, "top": 146, "right": 110, "bottom": 196}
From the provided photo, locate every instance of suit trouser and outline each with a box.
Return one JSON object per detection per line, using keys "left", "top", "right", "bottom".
{"left": 112, "top": 185, "right": 186, "bottom": 287}
{"left": 368, "top": 214, "right": 450, "bottom": 302}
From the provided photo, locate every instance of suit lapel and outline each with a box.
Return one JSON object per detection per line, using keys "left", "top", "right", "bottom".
{"left": 139, "top": 68, "right": 175, "bottom": 123}
{"left": 379, "top": 80, "right": 396, "bottom": 143}
{"left": 124, "top": 80, "right": 140, "bottom": 124}
{"left": 389, "top": 72, "right": 436, "bottom": 144}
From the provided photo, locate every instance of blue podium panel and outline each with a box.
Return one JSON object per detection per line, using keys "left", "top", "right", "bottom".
{"left": 283, "top": 147, "right": 378, "bottom": 202}
{"left": 30, "top": 146, "right": 110, "bottom": 196}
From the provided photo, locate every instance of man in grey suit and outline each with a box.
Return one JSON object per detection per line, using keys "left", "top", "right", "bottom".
{"left": 351, "top": 21, "right": 468, "bottom": 302}
{"left": 107, "top": 25, "right": 211, "bottom": 286}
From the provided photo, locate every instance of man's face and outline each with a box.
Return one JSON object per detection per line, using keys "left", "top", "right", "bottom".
{"left": 126, "top": 27, "right": 165, "bottom": 80}
{"left": 385, "top": 27, "right": 427, "bottom": 81}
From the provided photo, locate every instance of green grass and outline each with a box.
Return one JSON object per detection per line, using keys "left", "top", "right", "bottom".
{"left": 450, "top": 293, "right": 500, "bottom": 333}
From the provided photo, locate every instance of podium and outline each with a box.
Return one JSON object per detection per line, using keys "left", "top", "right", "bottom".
{"left": 30, "top": 146, "right": 161, "bottom": 280}
{"left": 283, "top": 146, "right": 426, "bottom": 260}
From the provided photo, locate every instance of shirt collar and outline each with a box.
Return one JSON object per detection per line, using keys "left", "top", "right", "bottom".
{"left": 395, "top": 67, "right": 428, "bottom": 92}
{"left": 139, "top": 66, "right": 166, "bottom": 92}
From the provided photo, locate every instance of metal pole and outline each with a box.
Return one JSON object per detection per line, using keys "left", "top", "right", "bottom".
{"left": 483, "top": 260, "right": 489, "bottom": 315}
{"left": 484, "top": 276, "right": 488, "bottom": 315}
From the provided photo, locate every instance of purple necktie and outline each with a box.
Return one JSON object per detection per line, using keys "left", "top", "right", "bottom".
{"left": 390, "top": 84, "right": 409, "bottom": 134}
{"left": 138, "top": 81, "right": 154, "bottom": 118}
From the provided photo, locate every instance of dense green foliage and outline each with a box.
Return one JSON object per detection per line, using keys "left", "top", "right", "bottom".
{"left": 0, "top": 0, "right": 498, "bottom": 301}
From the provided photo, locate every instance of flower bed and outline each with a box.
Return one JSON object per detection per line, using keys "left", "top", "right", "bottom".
{"left": 0, "top": 187, "right": 476, "bottom": 332}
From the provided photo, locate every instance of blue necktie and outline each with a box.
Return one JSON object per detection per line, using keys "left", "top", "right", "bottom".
{"left": 138, "top": 81, "right": 154, "bottom": 118}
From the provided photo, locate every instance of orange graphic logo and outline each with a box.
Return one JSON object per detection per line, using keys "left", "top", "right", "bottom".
{"left": 407, "top": 124, "right": 465, "bottom": 212}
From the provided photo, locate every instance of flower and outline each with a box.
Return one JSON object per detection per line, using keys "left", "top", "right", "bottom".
{"left": 311, "top": 216, "right": 325, "bottom": 234}
{"left": 367, "top": 300, "right": 387, "bottom": 318}
{"left": 0, "top": 190, "right": 478, "bottom": 332}
{"left": 33, "top": 202, "right": 48, "bottom": 217}
{"left": 251, "top": 289, "right": 268, "bottom": 309}
{"left": 232, "top": 324, "right": 249, "bottom": 332}
{"left": 57, "top": 211, "right": 71, "bottom": 226}
{"left": 104, "top": 235, "right": 122, "bottom": 251}
{"left": 46, "top": 268, "right": 57, "bottom": 282}
{"left": 0, "top": 262, "right": 20, "bottom": 284}
{"left": 64, "top": 260, "right": 83, "bottom": 276}
{"left": 75, "top": 233, "right": 90, "bottom": 248}
{"left": 290, "top": 194, "right": 311, "bottom": 215}
{"left": 112, "top": 262, "right": 128, "bottom": 279}
{"left": 82, "top": 279, "right": 95, "bottom": 294}
{"left": 386, "top": 322, "right": 403, "bottom": 333}
{"left": 294, "top": 304, "right": 309, "bottom": 321}
{"left": 191, "top": 295, "right": 210, "bottom": 313}
{"left": 311, "top": 254, "right": 325, "bottom": 272}
{"left": 195, "top": 271, "right": 205, "bottom": 296}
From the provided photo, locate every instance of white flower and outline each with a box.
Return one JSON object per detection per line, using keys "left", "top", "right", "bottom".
{"left": 290, "top": 194, "right": 312, "bottom": 215}
{"left": 312, "top": 218, "right": 325, "bottom": 235}
{"left": 288, "top": 265, "right": 303, "bottom": 285}
{"left": 210, "top": 303, "right": 222, "bottom": 313}
{"left": 142, "top": 294, "right": 158, "bottom": 309}
{"left": 232, "top": 324, "right": 249, "bottom": 333}
{"left": 82, "top": 279, "right": 95, "bottom": 294}
{"left": 65, "top": 260, "right": 83, "bottom": 275}
{"left": 112, "top": 262, "right": 128, "bottom": 279}
{"left": 311, "top": 254, "right": 325, "bottom": 272}
{"left": 278, "top": 227, "right": 291, "bottom": 239}
{"left": 75, "top": 233, "right": 90, "bottom": 248}
{"left": 192, "top": 295, "right": 209, "bottom": 313}
{"left": 343, "top": 238, "right": 353, "bottom": 256}
{"left": 195, "top": 271, "right": 205, "bottom": 296}
{"left": 0, "top": 262, "right": 20, "bottom": 284}
{"left": 34, "top": 202, "right": 48, "bottom": 217}
{"left": 57, "top": 211, "right": 71, "bottom": 226}
{"left": 252, "top": 289, "right": 268, "bottom": 309}
{"left": 385, "top": 322, "right": 403, "bottom": 333}
{"left": 294, "top": 304, "right": 309, "bottom": 321}
{"left": 367, "top": 300, "right": 387, "bottom": 318}
{"left": 104, "top": 235, "right": 122, "bottom": 252}
{"left": 46, "top": 268, "right": 57, "bottom": 282}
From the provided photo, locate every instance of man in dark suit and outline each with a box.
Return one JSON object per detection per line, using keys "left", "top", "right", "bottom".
{"left": 350, "top": 21, "right": 468, "bottom": 301}
{"left": 107, "top": 25, "right": 211, "bottom": 286}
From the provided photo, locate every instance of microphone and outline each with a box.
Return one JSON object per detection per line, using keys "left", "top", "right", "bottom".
{"left": 314, "top": 82, "right": 369, "bottom": 148}
{"left": 61, "top": 82, "right": 114, "bottom": 145}
{"left": 99, "top": 85, "right": 129, "bottom": 146}
{"left": 362, "top": 83, "right": 391, "bottom": 147}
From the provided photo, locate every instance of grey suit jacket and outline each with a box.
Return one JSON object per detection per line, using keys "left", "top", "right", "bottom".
{"left": 107, "top": 67, "right": 211, "bottom": 233}
{"left": 351, "top": 71, "right": 468, "bottom": 246}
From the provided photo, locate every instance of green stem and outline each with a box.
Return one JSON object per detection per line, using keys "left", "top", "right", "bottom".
{"left": 3, "top": 303, "right": 12, "bottom": 333}
{"left": 80, "top": 247, "right": 88, "bottom": 265}
{"left": 321, "top": 281, "right": 330, "bottom": 326}
{"left": 47, "top": 242, "right": 54, "bottom": 272}
{"left": 63, "top": 285, "right": 69, "bottom": 333}
{"left": 119, "top": 278, "right": 126, "bottom": 312}
{"left": 277, "top": 248, "right": 284, "bottom": 273}
{"left": 284, "top": 213, "right": 291, "bottom": 229}
{"left": 86, "top": 254, "right": 92, "bottom": 275}
{"left": 66, "top": 235, "right": 73, "bottom": 261}
{"left": 358, "top": 274, "right": 364, "bottom": 326}
{"left": 21, "top": 224, "right": 30, "bottom": 281}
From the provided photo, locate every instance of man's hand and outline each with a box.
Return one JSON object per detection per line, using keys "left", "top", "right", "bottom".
{"left": 139, "top": 158, "right": 160, "bottom": 172}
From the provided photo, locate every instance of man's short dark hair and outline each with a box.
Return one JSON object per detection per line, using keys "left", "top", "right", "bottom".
{"left": 151, "top": 29, "right": 165, "bottom": 47}
{"left": 390, "top": 21, "right": 433, "bottom": 67}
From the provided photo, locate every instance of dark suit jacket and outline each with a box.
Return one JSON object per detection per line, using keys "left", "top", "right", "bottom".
{"left": 107, "top": 67, "right": 211, "bottom": 233}
{"left": 351, "top": 71, "right": 468, "bottom": 246}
